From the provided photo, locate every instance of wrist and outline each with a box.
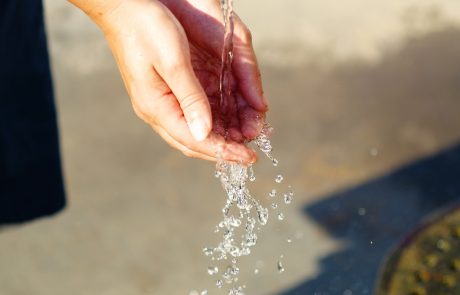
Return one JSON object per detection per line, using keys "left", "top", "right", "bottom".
{"left": 68, "top": 0, "right": 126, "bottom": 31}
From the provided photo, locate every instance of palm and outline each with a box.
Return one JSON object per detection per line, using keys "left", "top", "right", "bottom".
{"left": 163, "top": 0, "right": 267, "bottom": 142}
{"left": 101, "top": 0, "right": 267, "bottom": 163}
{"left": 189, "top": 43, "right": 241, "bottom": 142}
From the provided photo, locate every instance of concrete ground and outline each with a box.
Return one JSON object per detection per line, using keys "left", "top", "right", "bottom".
{"left": 1, "top": 1, "right": 460, "bottom": 294}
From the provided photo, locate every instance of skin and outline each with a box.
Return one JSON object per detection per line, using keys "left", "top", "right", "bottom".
{"left": 68, "top": 0, "right": 268, "bottom": 164}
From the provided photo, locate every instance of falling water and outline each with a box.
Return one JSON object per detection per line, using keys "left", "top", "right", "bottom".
{"left": 197, "top": 1, "right": 294, "bottom": 294}
{"left": 219, "top": 0, "right": 235, "bottom": 113}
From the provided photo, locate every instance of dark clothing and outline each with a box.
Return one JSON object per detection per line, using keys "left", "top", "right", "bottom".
{"left": 0, "top": 0, "right": 66, "bottom": 223}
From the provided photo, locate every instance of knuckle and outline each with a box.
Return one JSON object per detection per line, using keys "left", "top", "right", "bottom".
{"left": 134, "top": 99, "right": 159, "bottom": 125}
{"left": 179, "top": 92, "right": 205, "bottom": 111}
{"left": 165, "top": 55, "right": 189, "bottom": 74}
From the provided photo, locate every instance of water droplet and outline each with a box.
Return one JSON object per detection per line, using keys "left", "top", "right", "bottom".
{"left": 207, "top": 266, "right": 218, "bottom": 276}
{"left": 228, "top": 286, "right": 245, "bottom": 295}
{"left": 226, "top": 216, "right": 242, "bottom": 227}
{"left": 216, "top": 279, "right": 224, "bottom": 288}
{"left": 257, "top": 206, "right": 269, "bottom": 225}
{"left": 249, "top": 166, "right": 256, "bottom": 182}
{"left": 272, "top": 158, "right": 279, "bottom": 166}
{"left": 229, "top": 265, "right": 240, "bottom": 276}
{"left": 269, "top": 189, "right": 277, "bottom": 198}
{"left": 277, "top": 213, "right": 285, "bottom": 221}
{"left": 275, "top": 174, "right": 284, "bottom": 183}
{"left": 284, "top": 194, "right": 292, "bottom": 204}
{"left": 245, "top": 233, "right": 257, "bottom": 247}
{"left": 201, "top": 291, "right": 208, "bottom": 295}
{"left": 287, "top": 237, "right": 292, "bottom": 243}
{"left": 203, "top": 247, "right": 213, "bottom": 256}
{"left": 277, "top": 260, "right": 285, "bottom": 273}
{"left": 271, "top": 203, "right": 278, "bottom": 209}
{"left": 254, "top": 268, "right": 259, "bottom": 274}
{"left": 358, "top": 207, "right": 366, "bottom": 216}
{"left": 241, "top": 247, "right": 250, "bottom": 255}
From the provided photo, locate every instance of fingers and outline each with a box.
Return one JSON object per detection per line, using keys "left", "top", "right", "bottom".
{"left": 164, "top": 63, "right": 213, "bottom": 142}
{"left": 155, "top": 127, "right": 217, "bottom": 162}
{"left": 156, "top": 124, "right": 257, "bottom": 164}
{"left": 237, "top": 93, "right": 265, "bottom": 140}
{"left": 157, "top": 99, "right": 257, "bottom": 163}
{"left": 149, "top": 7, "right": 213, "bottom": 142}
{"left": 127, "top": 46, "right": 256, "bottom": 164}
{"left": 232, "top": 15, "right": 269, "bottom": 113}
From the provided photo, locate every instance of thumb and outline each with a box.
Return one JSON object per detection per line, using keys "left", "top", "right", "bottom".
{"left": 163, "top": 63, "right": 212, "bottom": 142}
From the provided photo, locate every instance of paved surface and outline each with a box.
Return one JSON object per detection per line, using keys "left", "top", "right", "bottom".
{"left": 1, "top": 1, "right": 460, "bottom": 295}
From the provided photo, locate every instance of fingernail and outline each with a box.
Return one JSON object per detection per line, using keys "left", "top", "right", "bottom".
{"left": 189, "top": 118, "right": 209, "bottom": 141}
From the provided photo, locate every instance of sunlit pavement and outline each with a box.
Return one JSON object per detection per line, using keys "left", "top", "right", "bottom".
{"left": 1, "top": 1, "right": 460, "bottom": 295}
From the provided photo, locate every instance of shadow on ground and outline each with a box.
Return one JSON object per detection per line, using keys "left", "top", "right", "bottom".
{"left": 283, "top": 144, "right": 460, "bottom": 295}
{"left": 279, "top": 27, "right": 460, "bottom": 295}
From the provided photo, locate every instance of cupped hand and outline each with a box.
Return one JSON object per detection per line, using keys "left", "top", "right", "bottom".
{"left": 79, "top": 0, "right": 268, "bottom": 164}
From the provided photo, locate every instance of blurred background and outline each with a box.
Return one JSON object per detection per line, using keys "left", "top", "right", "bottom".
{"left": 1, "top": 0, "right": 460, "bottom": 294}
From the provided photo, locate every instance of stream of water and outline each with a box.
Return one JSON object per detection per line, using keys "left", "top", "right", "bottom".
{"left": 196, "top": 1, "right": 293, "bottom": 294}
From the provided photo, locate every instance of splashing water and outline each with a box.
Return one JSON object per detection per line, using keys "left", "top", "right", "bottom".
{"left": 199, "top": 0, "right": 295, "bottom": 294}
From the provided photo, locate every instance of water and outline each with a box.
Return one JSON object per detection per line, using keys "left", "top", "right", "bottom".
{"left": 284, "top": 192, "right": 293, "bottom": 204}
{"left": 199, "top": 0, "right": 295, "bottom": 293}
{"left": 219, "top": 0, "right": 235, "bottom": 113}
{"left": 277, "top": 260, "right": 285, "bottom": 273}
{"left": 206, "top": 125, "right": 293, "bottom": 293}
{"left": 275, "top": 175, "right": 284, "bottom": 183}
{"left": 208, "top": 266, "right": 219, "bottom": 276}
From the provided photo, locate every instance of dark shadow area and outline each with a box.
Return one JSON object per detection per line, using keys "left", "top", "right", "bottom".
{"left": 283, "top": 144, "right": 460, "bottom": 295}
{"left": 278, "top": 26, "right": 460, "bottom": 295}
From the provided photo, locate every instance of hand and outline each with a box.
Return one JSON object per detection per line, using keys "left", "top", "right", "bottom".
{"left": 70, "top": 0, "right": 268, "bottom": 164}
